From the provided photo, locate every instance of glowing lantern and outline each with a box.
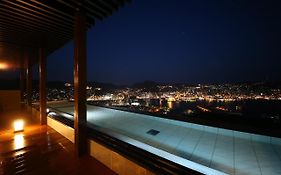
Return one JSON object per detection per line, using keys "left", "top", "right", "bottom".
{"left": 14, "top": 120, "right": 24, "bottom": 132}
{"left": 14, "top": 134, "right": 24, "bottom": 149}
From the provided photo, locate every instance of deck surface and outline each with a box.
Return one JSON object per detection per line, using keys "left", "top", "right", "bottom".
{"left": 0, "top": 109, "right": 117, "bottom": 175}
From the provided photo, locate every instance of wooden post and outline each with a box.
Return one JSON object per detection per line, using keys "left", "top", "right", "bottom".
{"left": 39, "top": 47, "right": 47, "bottom": 125}
{"left": 26, "top": 53, "right": 32, "bottom": 106}
{"left": 74, "top": 9, "right": 87, "bottom": 157}
{"left": 20, "top": 56, "right": 25, "bottom": 103}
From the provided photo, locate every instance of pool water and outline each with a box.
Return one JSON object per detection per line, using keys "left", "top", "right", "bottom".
{"left": 48, "top": 102, "right": 281, "bottom": 175}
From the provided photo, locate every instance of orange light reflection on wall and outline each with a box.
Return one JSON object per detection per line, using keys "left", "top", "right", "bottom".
{"left": 0, "top": 62, "right": 9, "bottom": 70}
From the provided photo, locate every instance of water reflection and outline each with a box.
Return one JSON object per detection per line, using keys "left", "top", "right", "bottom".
{"left": 14, "top": 134, "right": 24, "bottom": 150}
{"left": 167, "top": 101, "right": 173, "bottom": 109}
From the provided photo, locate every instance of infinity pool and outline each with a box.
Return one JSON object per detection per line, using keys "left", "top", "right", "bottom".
{"left": 48, "top": 102, "right": 281, "bottom": 175}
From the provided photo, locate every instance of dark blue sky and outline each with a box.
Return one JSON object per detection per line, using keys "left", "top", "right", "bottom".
{"left": 45, "top": 0, "right": 281, "bottom": 85}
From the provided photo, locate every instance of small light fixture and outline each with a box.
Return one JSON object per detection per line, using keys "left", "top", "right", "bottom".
{"left": 14, "top": 134, "right": 24, "bottom": 150}
{"left": 14, "top": 120, "right": 24, "bottom": 132}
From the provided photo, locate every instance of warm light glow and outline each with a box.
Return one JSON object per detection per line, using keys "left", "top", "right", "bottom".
{"left": 168, "top": 101, "right": 173, "bottom": 109}
{"left": 14, "top": 134, "right": 24, "bottom": 150}
{"left": 167, "top": 97, "right": 176, "bottom": 102}
{"left": 48, "top": 112, "right": 57, "bottom": 116}
{"left": 131, "top": 102, "right": 140, "bottom": 106}
{"left": 197, "top": 105, "right": 211, "bottom": 112}
{"left": 0, "top": 62, "right": 9, "bottom": 70}
{"left": 14, "top": 120, "right": 24, "bottom": 132}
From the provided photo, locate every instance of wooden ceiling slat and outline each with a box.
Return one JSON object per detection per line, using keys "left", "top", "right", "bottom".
{"left": 1, "top": 1, "right": 73, "bottom": 31}
{"left": 0, "top": 26, "right": 35, "bottom": 35}
{"left": 55, "top": 0, "right": 75, "bottom": 10}
{"left": 0, "top": 39, "right": 37, "bottom": 49}
{"left": 0, "top": 1, "right": 95, "bottom": 36}
{"left": 56, "top": 0, "right": 103, "bottom": 20}
{"left": 0, "top": 10, "right": 72, "bottom": 39}
{"left": 30, "top": 0, "right": 74, "bottom": 19}
{"left": 93, "top": 0, "right": 114, "bottom": 13}
{"left": 84, "top": 6, "right": 106, "bottom": 20}
{"left": 68, "top": 0, "right": 108, "bottom": 18}
{"left": 0, "top": 35, "right": 39, "bottom": 47}
{"left": 98, "top": 0, "right": 119, "bottom": 11}
{"left": 0, "top": 30, "right": 70, "bottom": 47}
{"left": 0, "top": 0, "right": 130, "bottom": 66}
{"left": 115, "top": 0, "right": 125, "bottom": 6}
{"left": 17, "top": 0, "right": 74, "bottom": 24}
{"left": 0, "top": 19, "right": 71, "bottom": 44}
{"left": 86, "top": 1, "right": 112, "bottom": 16}
{"left": 41, "top": 0, "right": 96, "bottom": 24}
{"left": 0, "top": 21, "right": 49, "bottom": 39}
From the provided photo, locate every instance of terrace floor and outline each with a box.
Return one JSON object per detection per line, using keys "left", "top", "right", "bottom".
{"left": 49, "top": 101, "right": 281, "bottom": 175}
{"left": 0, "top": 108, "right": 117, "bottom": 175}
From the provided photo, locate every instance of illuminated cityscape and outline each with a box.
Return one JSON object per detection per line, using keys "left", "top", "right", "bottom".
{"left": 30, "top": 82, "right": 281, "bottom": 102}
{"left": 28, "top": 81, "right": 281, "bottom": 125}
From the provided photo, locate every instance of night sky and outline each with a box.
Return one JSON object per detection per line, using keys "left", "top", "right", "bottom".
{"left": 37, "top": 0, "right": 281, "bottom": 85}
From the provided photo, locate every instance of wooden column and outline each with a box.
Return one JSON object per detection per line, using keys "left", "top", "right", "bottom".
{"left": 20, "top": 56, "right": 25, "bottom": 103}
{"left": 26, "top": 54, "right": 32, "bottom": 106}
{"left": 74, "top": 9, "right": 87, "bottom": 157}
{"left": 39, "top": 47, "right": 47, "bottom": 125}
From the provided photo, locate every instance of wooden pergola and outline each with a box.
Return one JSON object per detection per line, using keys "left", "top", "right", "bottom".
{"left": 0, "top": 0, "right": 131, "bottom": 157}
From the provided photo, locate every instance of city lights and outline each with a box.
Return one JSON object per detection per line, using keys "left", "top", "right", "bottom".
{"left": 27, "top": 82, "right": 281, "bottom": 122}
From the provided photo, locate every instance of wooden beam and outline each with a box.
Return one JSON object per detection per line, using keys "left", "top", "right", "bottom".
{"left": 73, "top": 9, "right": 87, "bottom": 157}
{"left": 39, "top": 47, "right": 47, "bottom": 125}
